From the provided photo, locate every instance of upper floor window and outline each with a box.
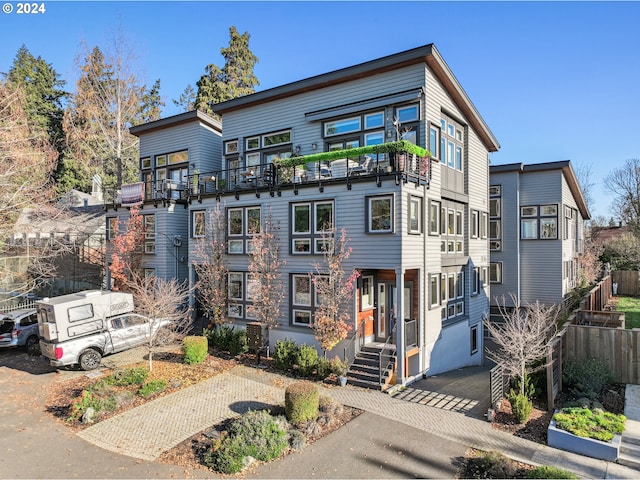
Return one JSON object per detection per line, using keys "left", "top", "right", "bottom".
{"left": 225, "top": 140, "right": 239, "bottom": 154}
{"left": 263, "top": 130, "right": 291, "bottom": 147}
{"left": 324, "top": 117, "right": 361, "bottom": 137}
{"left": 367, "top": 195, "right": 393, "bottom": 233}
{"left": 409, "top": 196, "right": 423, "bottom": 234}
{"left": 438, "top": 200, "right": 464, "bottom": 254}
{"left": 143, "top": 214, "right": 155, "bottom": 254}
{"left": 429, "top": 123, "right": 440, "bottom": 160}
{"left": 246, "top": 136, "right": 260, "bottom": 150}
{"left": 490, "top": 262, "right": 503, "bottom": 283}
{"left": 141, "top": 157, "right": 151, "bottom": 169}
{"left": 156, "top": 155, "right": 166, "bottom": 167}
{"left": 228, "top": 206, "right": 261, "bottom": 254}
{"left": 429, "top": 200, "right": 440, "bottom": 235}
{"left": 521, "top": 204, "right": 558, "bottom": 240}
{"left": 106, "top": 217, "right": 117, "bottom": 241}
{"left": 396, "top": 105, "right": 419, "bottom": 123}
{"left": 490, "top": 185, "right": 502, "bottom": 251}
{"left": 364, "top": 112, "right": 384, "bottom": 129}
{"left": 439, "top": 114, "right": 464, "bottom": 172}
{"left": 291, "top": 201, "right": 334, "bottom": 254}
{"left": 192, "top": 210, "right": 206, "bottom": 238}
{"left": 168, "top": 151, "right": 188, "bottom": 164}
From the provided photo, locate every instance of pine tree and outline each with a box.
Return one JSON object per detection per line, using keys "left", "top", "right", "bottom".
{"left": 172, "top": 84, "right": 196, "bottom": 112}
{"left": 139, "top": 79, "right": 164, "bottom": 124}
{"left": 195, "top": 26, "right": 259, "bottom": 116}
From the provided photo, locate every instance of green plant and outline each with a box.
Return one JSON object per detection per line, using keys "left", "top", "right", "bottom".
{"left": 273, "top": 338, "right": 299, "bottom": 371}
{"left": 553, "top": 407, "right": 625, "bottom": 442}
{"left": 109, "top": 367, "right": 149, "bottom": 386}
{"left": 138, "top": 379, "right": 167, "bottom": 398}
{"left": 506, "top": 390, "right": 533, "bottom": 424}
{"left": 315, "top": 357, "right": 332, "bottom": 380}
{"left": 67, "top": 390, "right": 102, "bottom": 422}
{"left": 467, "top": 450, "right": 520, "bottom": 479}
{"left": 288, "top": 429, "right": 306, "bottom": 451}
{"left": 526, "top": 465, "right": 579, "bottom": 479}
{"left": 183, "top": 335, "right": 208, "bottom": 365}
{"left": 563, "top": 358, "right": 613, "bottom": 400}
{"left": 204, "top": 325, "right": 235, "bottom": 351}
{"left": 285, "top": 381, "right": 319, "bottom": 424}
{"left": 329, "top": 356, "right": 347, "bottom": 376}
{"left": 229, "top": 329, "right": 248, "bottom": 356}
{"left": 204, "top": 410, "right": 288, "bottom": 474}
{"left": 295, "top": 344, "right": 318, "bottom": 377}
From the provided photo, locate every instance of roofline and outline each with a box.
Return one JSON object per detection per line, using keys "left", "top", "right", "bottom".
{"left": 490, "top": 160, "right": 590, "bottom": 219}
{"left": 213, "top": 44, "right": 499, "bottom": 152}
{"left": 129, "top": 110, "right": 221, "bottom": 137}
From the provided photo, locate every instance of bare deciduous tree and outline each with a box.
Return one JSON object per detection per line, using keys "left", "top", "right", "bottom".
{"left": 311, "top": 228, "right": 360, "bottom": 353}
{"left": 604, "top": 158, "right": 640, "bottom": 234}
{"left": 485, "top": 294, "right": 559, "bottom": 396}
{"left": 128, "top": 273, "right": 192, "bottom": 371}
{"left": 247, "top": 208, "right": 285, "bottom": 328}
{"left": 578, "top": 237, "right": 605, "bottom": 287}
{"left": 192, "top": 205, "right": 228, "bottom": 328}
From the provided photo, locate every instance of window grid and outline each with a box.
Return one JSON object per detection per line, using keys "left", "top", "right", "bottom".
{"left": 291, "top": 201, "right": 334, "bottom": 254}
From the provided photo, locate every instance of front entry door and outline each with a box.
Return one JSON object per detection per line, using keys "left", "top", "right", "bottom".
{"left": 376, "top": 283, "right": 395, "bottom": 342}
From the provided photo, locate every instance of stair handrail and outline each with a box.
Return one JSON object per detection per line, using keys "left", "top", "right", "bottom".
{"left": 343, "top": 318, "right": 366, "bottom": 367}
{"left": 378, "top": 323, "right": 397, "bottom": 385}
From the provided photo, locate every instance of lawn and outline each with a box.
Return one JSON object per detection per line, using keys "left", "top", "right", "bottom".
{"left": 614, "top": 296, "right": 640, "bottom": 329}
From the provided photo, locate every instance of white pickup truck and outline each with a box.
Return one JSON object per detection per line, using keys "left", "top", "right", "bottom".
{"left": 38, "top": 290, "right": 170, "bottom": 370}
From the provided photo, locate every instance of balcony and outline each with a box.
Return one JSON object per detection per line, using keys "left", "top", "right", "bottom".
{"left": 104, "top": 141, "right": 433, "bottom": 207}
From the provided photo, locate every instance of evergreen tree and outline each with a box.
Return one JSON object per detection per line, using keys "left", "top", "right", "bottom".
{"left": 6, "top": 45, "right": 67, "bottom": 172}
{"left": 195, "top": 26, "right": 259, "bottom": 116}
{"left": 172, "top": 84, "right": 196, "bottom": 112}
{"left": 139, "top": 79, "right": 164, "bottom": 124}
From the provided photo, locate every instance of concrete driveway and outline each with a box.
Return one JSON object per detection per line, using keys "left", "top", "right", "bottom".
{"left": 0, "top": 347, "right": 468, "bottom": 479}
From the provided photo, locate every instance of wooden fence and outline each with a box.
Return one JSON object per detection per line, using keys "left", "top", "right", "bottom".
{"left": 612, "top": 270, "right": 640, "bottom": 296}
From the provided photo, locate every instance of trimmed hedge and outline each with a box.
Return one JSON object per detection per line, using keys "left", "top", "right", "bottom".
{"left": 285, "top": 381, "right": 319, "bottom": 424}
{"left": 182, "top": 335, "right": 208, "bottom": 365}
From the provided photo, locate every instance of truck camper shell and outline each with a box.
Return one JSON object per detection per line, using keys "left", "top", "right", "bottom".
{"left": 37, "top": 290, "right": 134, "bottom": 342}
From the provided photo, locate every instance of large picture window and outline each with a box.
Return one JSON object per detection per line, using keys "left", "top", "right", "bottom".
{"left": 291, "top": 274, "right": 325, "bottom": 327}
{"left": 367, "top": 195, "right": 393, "bottom": 233}
{"left": 440, "top": 114, "right": 464, "bottom": 172}
{"left": 228, "top": 206, "right": 261, "bottom": 254}
{"left": 521, "top": 204, "right": 558, "bottom": 240}
{"left": 290, "top": 201, "right": 334, "bottom": 254}
{"left": 192, "top": 210, "right": 206, "bottom": 238}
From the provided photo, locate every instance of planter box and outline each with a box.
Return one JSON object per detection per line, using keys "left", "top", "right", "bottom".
{"left": 548, "top": 417, "right": 621, "bottom": 461}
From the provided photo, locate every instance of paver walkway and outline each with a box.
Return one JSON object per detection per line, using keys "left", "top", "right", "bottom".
{"left": 78, "top": 364, "right": 640, "bottom": 479}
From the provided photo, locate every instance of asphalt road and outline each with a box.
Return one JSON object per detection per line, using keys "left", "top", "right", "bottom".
{"left": 0, "top": 347, "right": 467, "bottom": 479}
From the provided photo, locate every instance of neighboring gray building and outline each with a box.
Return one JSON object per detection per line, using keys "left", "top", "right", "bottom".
{"left": 106, "top": 44, "right": 500, "bottom": 387}
{"left": 489, "top": 161, "right": 590, "bottom": 310}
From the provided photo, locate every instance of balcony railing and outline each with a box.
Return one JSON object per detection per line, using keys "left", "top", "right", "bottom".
{"left": 105, "top": 148, "right": 432, "bottom": 207}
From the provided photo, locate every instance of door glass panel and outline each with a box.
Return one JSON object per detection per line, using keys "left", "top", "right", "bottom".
{"left": 377, "top": 283, "right": 386, "bottom": 339}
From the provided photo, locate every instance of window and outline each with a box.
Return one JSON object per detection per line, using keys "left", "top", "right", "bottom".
{"left": 168, "top": 150, "right": 188, "bottom": 164}
{"left": 141, "top": 157, "right": 151, "bottom": 169}
{"left": 440, "top": 201, "right": 464, "bottom": 255}
{"left": 225, "top": 140, "right": 239, "bottom": 155}
{"left": 228, "top": 272, "right": 245, "bottom": 318}
{"left": 156, "top": 155, "right": 166, "bottom": 167}
{"left": 440, "top": 114, "right": 464, "bottom": 172}
{"left": 106, "top": 217, "right": 118, "bottom": 241}
{"left": 364, "top": 112, "right": 384, "bottom": 129}
{"left": 429, "top": 274, "right": 439, "bottom": 307}
{"left": 480, "top": 212, "right": 488, "bottom": 239}
{"left": 143, "top": 215, "right": 155, "bottom": 254}
{"left": 324, "top": 117, "right": 361, "bottom": 137}
{"left": 440, "top": 267, "right": 465, "bottom": 322}
{"left": 246, "top": 136, "right": 260, "bottom": 150}
{"left": 409, "top": 196, "right": 423, "bottom": 234}
{"left": 396, "top": 104, "right": 419, "bottom": 123}
{"left": 367, "top": 195, "right": 393, "bottom": 233}
{"left": 471, "top": 210, "right": 479, "bottom": 238}
{"left": 192, "top": 210, "right": 206, "bottom": 238}
{"left": 364, "top": 131, "right": 384, "bottom": 146}
{"left": 361, "top": 275, "right": 374, "bottom": 310}
{"left": 489, "top": 198, "right": 501, "bottom": 217}
{"left": 521, "top": 204, "right": 558, "bottom": 240}
{"left": 429, "top": 200, "right": 440, "bottom": 235}
{"left": 429, "top": 123, "right": 440, "bottom": 160}
{"left": 228, "top": 206, "right": 261, "bottom": 254}
{"left": 490, "top": 262, "right": 503, "bottom": 283}
{"left": 292, "top": 274, "right": 326, "bottom": 327}
{"left": 291, "top": 201, "right": 334, "bottom": 254}
{"left": 470, "top": 325, "right": 478, "bottom": 355}
{"left": 490, "top": 187, "right": 502, "bottom": 250}
{"left": 471, "top": 267, "right": 480, "bottom": 295}
{"left": 263, "top": 130, "right": 291, "bottom": 147}
{"left": 489, "top": 186, "right": 501, "bottom": 196}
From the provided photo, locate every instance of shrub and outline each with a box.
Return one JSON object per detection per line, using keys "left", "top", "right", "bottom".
{"left": 138, "top": 379, "right": 167, "bottom": 398}
{"left": 296, "top": 344, "right": 318, "bottom": 377}
{"left": 273, "top": 338, "right": 299, "bottom": 371}
{"left": 553, "top": 407, "right": 625, "bottom": 442}
{"left": 526, "top": 465, "right": 579, "bottom": 479}
{"left": 183, "top": 335, "right": 208, "bottom": 365}
{"left": 205, "top": 325, "right": 235, "bottom": 351}
{"left": 563, "top": 358, "right": 613, "bottom": 400}
{"left": 204, "top": 410, "right": 287, "bottom": 474}
{"left": 506, "top": 390, "right": 533, "bottom": 424}
{"left": 288, "top": 429, "right": 306, "bottom": 451}
{"left": 465, "top": 450, "right": 519, "bottom": 479}
{"left": 229, "top": 329, "right": 248, "bottom": 356}
{"left": 285, "top": 381, "right": 319, "bottom": 424}
{"left": 329, "top": 356, "right": 347, "bottom": 376}
{"left": 109, "top": 367, "right": 149, "bottom": 386}
{"left": 315, "top": 357, "right": 332, "bottom": 380}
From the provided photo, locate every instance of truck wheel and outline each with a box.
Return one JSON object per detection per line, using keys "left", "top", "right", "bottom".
{"left": 24, "top": 335, "right": 40, "bottom": 355}
{"left": 79, "top": 349, "right": 102, "bottom": 370}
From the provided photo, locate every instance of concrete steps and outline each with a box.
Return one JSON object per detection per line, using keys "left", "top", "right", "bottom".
{"left": 618, "top": 385, "right": 640, "bottom": 470}
{"left": 346, "top": 344, "right": 395, "bottom": 390}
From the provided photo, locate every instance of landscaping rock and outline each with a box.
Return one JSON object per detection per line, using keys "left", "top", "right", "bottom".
{"left": 81, "top": 407, "right": 97, "bottom": 424}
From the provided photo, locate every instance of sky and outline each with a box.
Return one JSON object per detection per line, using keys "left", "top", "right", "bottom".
{"left": 1, "top": 1, "right": 639, "bottom": 219}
